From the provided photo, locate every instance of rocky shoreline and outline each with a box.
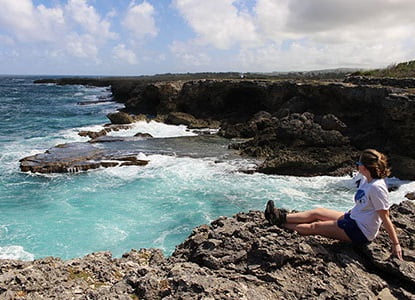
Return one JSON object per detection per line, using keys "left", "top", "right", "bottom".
{"left": 8, "top": 76, "right": 414, "bottom": 299}
{"left": 1, "top": 200, "right": 414, "bottom": 299}
{"left": 27, "top": 76, "right": 415, "bottom": 180}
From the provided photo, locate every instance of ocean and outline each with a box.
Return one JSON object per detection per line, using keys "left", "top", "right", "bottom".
{"left": 0, "top": 76, "right": 413, "bottom": 261}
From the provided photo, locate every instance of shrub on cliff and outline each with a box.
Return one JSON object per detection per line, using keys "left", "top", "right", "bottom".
{"left": 352, "top": 60, "right": 415, "bottom": 78}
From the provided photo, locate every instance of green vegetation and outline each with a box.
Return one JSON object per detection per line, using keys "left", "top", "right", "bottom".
{"left": 35, "top": 69, "right": 356, "bottom": 84}
{"left": 351, "top": 60, "right": 415, "bottom": 78}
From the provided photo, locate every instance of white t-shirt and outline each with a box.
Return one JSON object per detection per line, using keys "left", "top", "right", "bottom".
{"left": 350, "top": 176, "right": 389, "bottom": 241}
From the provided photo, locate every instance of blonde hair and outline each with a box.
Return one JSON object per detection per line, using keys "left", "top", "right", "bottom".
{"left": 360, "top": 149, "right": 391, "bottom": 179}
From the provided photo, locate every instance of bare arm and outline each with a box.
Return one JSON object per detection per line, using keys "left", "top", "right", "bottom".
{"left": 377, "top": 209, "right": 403, "bottom": 260}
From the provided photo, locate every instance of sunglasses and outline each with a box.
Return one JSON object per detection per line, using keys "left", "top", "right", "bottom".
{"left": 355, "top": 161, "right": 364, "bottom": 166}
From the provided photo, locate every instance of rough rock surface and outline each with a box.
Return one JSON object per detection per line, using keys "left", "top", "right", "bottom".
{"left": 226, "top": 111, "right": 357, "bottom": 176}
{"left": 33, "top": 78, "right": 415, "bottom": 179}
{"left": 107, "top": 112, "right": 135, "bottom": 124}
{"left": 110, "top": 79, "right": 415, "bottom": 179}
{"left": 1, "top": 200, "right": 414, "bottom": 299}
{"left": 165, "top": 112, "right": 221, "bottom": 129}
{"left": 19, "top": 143, "right": 149, "bottom": 173}
{"left": 20, "top": 135, "right": 239, "bottom": 173}
{"left": 78, "top": 124, "right": 133, "bottom": 139}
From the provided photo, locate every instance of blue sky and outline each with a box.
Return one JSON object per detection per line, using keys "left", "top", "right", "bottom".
{"left": 1, "top": 0, "right": 414, "bottom": 75}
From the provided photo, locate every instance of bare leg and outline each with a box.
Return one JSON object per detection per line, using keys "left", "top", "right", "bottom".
{"left": 284, "top": 220, "right": 351, "bottom": 242}
{"left": 286, "top": 207, "right": 344, "bottom": 224}
{"left": 264, "top": 201, "right": 351, "bottom": 241}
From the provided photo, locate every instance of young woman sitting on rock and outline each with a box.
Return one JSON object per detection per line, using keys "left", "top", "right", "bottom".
{"left": 265, "top": 149, "right": 403, "bottom": 260}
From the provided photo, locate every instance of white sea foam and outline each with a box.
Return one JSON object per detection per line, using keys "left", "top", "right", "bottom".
{"left": 0, "top": 225, "right": 8, "bottom": 238}
{"left": 58, "top": 121, "right": 198, "bottom": 145}
{"left": 153, "top": 231, "right": 169, "bottom": 252}
{"left": 0, "top": 246, "right": 35, "bottom": 261}
{"left": 280, "top": 187, "right": 310, "bottom": 199}
{"left": 95, "top": 223, "right": 128, "bottom": 244}
{"left": 107, "top": 121, "right": 197, "bottom": 138}
{"left": 389, "top": 179, "right": 415, "bottom": 204}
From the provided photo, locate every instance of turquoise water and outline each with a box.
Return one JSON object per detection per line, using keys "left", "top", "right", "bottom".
{"left": 1, "top": 76, "right": 414, "bottom": 261}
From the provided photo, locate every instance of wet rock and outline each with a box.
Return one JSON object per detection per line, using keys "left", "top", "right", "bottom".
{"left": 78, "top": 129, "right": 108, "bottom": 139}
{"left": 134, "top": 132, "right": 153, "bottom": 138}
{"left": 107, "top": 112, "right": 134, "bottom": 124}
{"left": 78, "top": 125, "right": 134, "bottom": 140}
{"left": 103, "top": 124, "right": 134, "bottom": 132}
{"left": 19, "top": 143, "right": 149, "bottom": 173}
{"left": 77, "top": 99, "right": 113, "bottom": 106}
{"left": 20, "top": 135, "right": 238, "bottom": 174}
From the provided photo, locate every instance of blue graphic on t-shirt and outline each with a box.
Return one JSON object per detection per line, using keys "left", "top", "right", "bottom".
{"left": 355, "top": 189, "right": 366, "bottom": 203}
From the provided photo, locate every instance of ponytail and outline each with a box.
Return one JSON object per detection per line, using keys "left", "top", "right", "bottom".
{"left": 360, "top": 149, "right": 391, "bottom": 179}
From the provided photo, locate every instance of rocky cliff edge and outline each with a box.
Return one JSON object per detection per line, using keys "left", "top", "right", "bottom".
{"left": 1, "top": 200, "right": 414, "bottom": 299}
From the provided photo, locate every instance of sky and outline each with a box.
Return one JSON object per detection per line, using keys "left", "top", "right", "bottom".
{"left": 0, "top": 0, "right": 414, "bottom": 75}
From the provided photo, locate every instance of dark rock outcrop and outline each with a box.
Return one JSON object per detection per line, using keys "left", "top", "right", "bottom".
{"left": 224, "top": 111, "right": 356, "bottom": 176}
{"left": 109, "top": 79, "right": 415, "bottom": 179}
{"left": 33, "top": 78, "right": 415, "bottom": 179}
{"left": 2, "top": 200, "right": 414, "bottom": 299}
{"left": 134, "top": 132, "right": 153, "bottom": 138}
{"left": 165, "top": 112, "right": 220, "bottom": 129}
{"left": 107, "top": 112, "right": 135, "bottom": 124}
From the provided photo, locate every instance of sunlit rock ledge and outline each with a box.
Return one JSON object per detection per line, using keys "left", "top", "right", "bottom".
{"left": 19, "top": 134, "right": 241, "bottom": 174}
{"left": 1, "top": 200, "right": 414, "bottom": 299}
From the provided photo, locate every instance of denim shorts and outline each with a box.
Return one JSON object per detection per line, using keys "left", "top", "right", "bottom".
{"left": 337, "top": 213, "right": 369, "bottom": 245}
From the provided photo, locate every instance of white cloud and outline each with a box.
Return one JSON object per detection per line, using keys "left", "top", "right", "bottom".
{"left": 66, "top": 34, "right": 98, "bottom": 58}
{"left": 1, "top": 0, "right": 415, "bottom": 74}
{"left": 283, "top": 0, "right": 415, "bottom": 35}
{"left": 113, "top": 44, "right": 138, "bottom": 64}
{"left": 172, "top": 0, "right": 415, "bottom": 71}
{"left": 252, "top": 0, "right": 415, "bottom": 69}
{"left": 173, "top": 0, "right": 259, "bottom": 49}
{"left": 64, "top": 0, "right": 116, "bottom": 39}
{"left": 0, "top": 0, "right": 119, "bottom": 63}
{"left": 0, "top": 0, "right": 65, "bottom": 42}
{"left": 123, "top": 1, "right": 158, "bottom": 39}
{"left": 61, "top": 0, "right": 117, "bottom": 61}
{"left": 169, "top": 41, "right": 211, "bottom": 68}
{"left": 237, "top": 39, "right": 413, "bottom": 72}
{"left": 254, "top": 0, "right": 415, "bottom": 44}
